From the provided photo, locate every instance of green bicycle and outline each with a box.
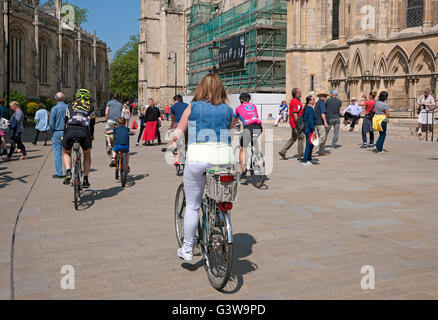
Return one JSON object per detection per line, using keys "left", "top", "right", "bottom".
{"left": 174, "top": 167, "right": 239, "bottom": 291}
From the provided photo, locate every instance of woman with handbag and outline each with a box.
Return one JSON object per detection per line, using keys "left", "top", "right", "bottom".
{"left": 358, "top": 91, "right": 377, "bottom": 148}
{"left": 416, "top": 88, "right": 435, "bottom": 138}
{"left": 373, "top": 91, "right": 390, "bottom": 153}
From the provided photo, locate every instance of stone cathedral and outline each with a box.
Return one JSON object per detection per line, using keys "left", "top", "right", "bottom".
{"left": 286, "top": 0, "right": 438, "bottom": 107}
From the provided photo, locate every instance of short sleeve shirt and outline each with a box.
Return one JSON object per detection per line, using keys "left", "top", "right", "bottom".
{"left": 364, "top": 100, "right": 376, "bottom": 114}
{"left": 114, "top": 126, "right": 130, "bottom": 146}
{"left": 234, "top": 102, "right": 262, "bottom": 127}
{"left": 171, "top": 102, "right": 189, "bottom": 123}
{"left": 374, "top": 101, "right": 389, "bottom": 115}
{"left": 66, "top": 100, "right": 95, "bottom": 129}
{"left": 289, "top": 98, "right": 303, "bottom": 128}
{"left": 107, "top": 99, "right": 123, "bottom": 122}
{"left": 314, "top": 100, "right": 327, "bottom": 126}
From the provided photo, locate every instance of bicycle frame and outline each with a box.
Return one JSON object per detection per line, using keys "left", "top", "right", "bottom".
{"left": 199, "top": 195, "right": 233, "bottom": 246}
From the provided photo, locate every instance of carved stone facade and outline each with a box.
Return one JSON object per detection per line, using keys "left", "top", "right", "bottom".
{"left": 138, "top": 0, "right": 250, "bottom": 107}
{"left": 0, "top": 0, "right": 110, "bottom": 113}
{"left": 286, "top": 0, "right": 438, "bottom": 108}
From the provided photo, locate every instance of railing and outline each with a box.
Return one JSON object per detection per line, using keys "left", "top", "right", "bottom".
{"left": 341, "top": 98, "right": 419, "bottom": 118}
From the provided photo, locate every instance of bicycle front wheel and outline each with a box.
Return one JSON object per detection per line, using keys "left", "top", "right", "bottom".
{"left": 203, "top": 208, "right": 233, "bottom": 291}
{"left": 174, "top": 183, "right": 186, "bottom": 248}
{"left": 121, "top": 154, "right": 128, "bottom": 187}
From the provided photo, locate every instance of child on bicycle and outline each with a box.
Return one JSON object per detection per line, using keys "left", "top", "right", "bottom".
{"left": 234, "top": 93, "right": 263, "bottom": 180}
{"left": 107, "top": 117, "right": 134, "bottom": 170}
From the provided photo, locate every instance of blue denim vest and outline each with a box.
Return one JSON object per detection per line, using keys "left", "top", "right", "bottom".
{"left": 188, "top": 100, "right": 233, "bottom": 146}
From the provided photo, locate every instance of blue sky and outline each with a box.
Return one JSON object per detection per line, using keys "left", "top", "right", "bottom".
{"left": 67, "top": 0, "right": 140, "bottom": 56}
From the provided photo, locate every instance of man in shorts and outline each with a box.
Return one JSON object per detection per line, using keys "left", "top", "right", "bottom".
{"left": 105, "top": 93, "right": 123, "bottom": 153}
{"left": 234, "top": 93, "right": 263, "bottom": 180}
{"left": 63, "top": 89, "right": 95, "bottom": 188}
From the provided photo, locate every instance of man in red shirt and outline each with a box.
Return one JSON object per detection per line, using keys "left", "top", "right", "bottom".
{"left": 279, "top": 88, "right": 305, "bottom": 160}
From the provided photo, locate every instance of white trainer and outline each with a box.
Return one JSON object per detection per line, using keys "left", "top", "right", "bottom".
{"left": 177, "top": 247, "right": 193, "bottom": 262}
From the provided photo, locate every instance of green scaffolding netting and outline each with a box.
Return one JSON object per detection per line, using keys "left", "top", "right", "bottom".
{"left": 188, "top": 0, "right": 287, "bottom": 93}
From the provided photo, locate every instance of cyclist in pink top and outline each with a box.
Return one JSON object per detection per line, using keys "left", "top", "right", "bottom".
{"left": 234, "top": 93, "right": 263, "bottom": 180}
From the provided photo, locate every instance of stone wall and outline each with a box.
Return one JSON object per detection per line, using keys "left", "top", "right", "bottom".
{"left": 139, "top": 0, "right": 187, "bottom": 108}
{"left": 0, "top": 0, "right": 110, "bottom": 113}
{"left": 286, "top": 0, "right": 438, "bottom": 108}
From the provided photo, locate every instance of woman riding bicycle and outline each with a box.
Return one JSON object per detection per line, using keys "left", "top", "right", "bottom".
{"left": 234, "top": 93, "right": 263, "bottom": 180}
{"left": 172, "top": 73, "right": 236, "bottom": 262}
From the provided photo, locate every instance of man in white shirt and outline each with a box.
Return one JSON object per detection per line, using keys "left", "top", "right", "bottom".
{"left": 343, "top": 98, "right": 362, "bottom": 132}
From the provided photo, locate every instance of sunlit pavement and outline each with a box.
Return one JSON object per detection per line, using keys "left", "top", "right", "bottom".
{"left": 1, "top": 119, "right": 438, "bottom": 300}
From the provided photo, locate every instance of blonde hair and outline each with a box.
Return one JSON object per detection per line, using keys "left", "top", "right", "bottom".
{"left": 193, "top": 73, "right": 228, "bottom": 106}
{"left": 148, "top": 98, "right": 156, "bottom": 107}
{"left": 10, "top": 101, "right": 20, "bottom": 108}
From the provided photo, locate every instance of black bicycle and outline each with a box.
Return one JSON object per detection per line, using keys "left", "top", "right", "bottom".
{"left": 71, "top": 139, "right": 84, "bottom": 210}
{"left": 174, "top": 167, "right": 238, "bottom": 291}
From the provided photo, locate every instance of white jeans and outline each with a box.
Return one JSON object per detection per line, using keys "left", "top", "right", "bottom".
{"left": 182, "top": 161, "right": 211, "bottom": 252}
{"left": 274, "top": 113, "right": 287, "bottom": 126}
{"left": 182, "top": 160, "right": 232, "bottom": 252}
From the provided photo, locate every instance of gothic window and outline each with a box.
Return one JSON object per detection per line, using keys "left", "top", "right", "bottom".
{"left": 332, "top": 0, "right": 340, "bottom": 40}
{"left": 39, "top": 38, "right": 49, "bottom": 83}
{"left": 11, "top": 29, "right": 24, "bottom": 82}
{"left": 62, "top": 45, "right": 70, "bottom": 87}
{"left": 407, "top": 0, "right": 424, "bottom": 28}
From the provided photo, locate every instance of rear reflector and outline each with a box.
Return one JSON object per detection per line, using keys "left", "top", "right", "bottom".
{"left": 220, "top": 175, "right": 235, "bottom": 183}
{"left": 219, "top": 202, "right": 233, "bottom": 211}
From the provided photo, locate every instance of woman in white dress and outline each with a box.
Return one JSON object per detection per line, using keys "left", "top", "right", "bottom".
{"left": 416, "top": 88, "right": 435, "bottom": 137}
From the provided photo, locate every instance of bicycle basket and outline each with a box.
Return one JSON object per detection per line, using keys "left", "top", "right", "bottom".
{"left": 205, "top": 168, "right": 239, "bottom": 203}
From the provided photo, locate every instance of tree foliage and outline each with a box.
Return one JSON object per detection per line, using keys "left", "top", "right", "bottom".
{"left": 110, "top": 35, "right": 139, "bottom": 101}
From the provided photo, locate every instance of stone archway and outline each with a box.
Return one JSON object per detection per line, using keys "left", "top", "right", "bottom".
{"left": 387, "top": 46, "right": 410, "bottom": 109}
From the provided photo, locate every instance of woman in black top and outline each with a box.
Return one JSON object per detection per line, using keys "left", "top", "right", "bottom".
{"left": 143, "top": 98, "right": 161, "bottom": 145}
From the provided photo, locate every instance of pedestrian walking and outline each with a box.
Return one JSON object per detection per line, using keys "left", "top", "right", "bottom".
{"left": 358, "top": 91, "right": 377, "bottom": 148}
{"left": 373, "top": 91, "right": 390, "bottom": 153}
{"left": 302, "top": 95, "right": 317, "bottom": 166}
{"left": 325, "top": 89, "right": 343, "bottom": 148}
{"left": 6, "top": 101, "right": 27, "bottom": 161}
{"left": 165, "top": 105, "right": 171, "bottom": 121}
{"left": 33, "top": 104, "right": 50, "bottom": 146}
{"left": 122, "top": 103, "right": 131, "bottom": 128}
{"left": 343, "top": 98, "right": 362, "bottom": 132}
{"left": 278, "top": 88, "right": 305, "bottom": 161}
{"left": 416, "top": 88, "right": 435, "bottom": 138}
{"left": 143, "top": 98, "right": 161, "bottom": 146}
{"left": 313, "top": 90, "right": 329, "bottom": 156}
{"left": 0, "top": 97, "right": 9, "bottom": 157}
{"left": 49, "top": 92, "right": 68, "bottom": 178}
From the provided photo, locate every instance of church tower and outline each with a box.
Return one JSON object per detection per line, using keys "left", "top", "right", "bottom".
{"left": 139, "top": 0, "right": 187, "bottom": 107}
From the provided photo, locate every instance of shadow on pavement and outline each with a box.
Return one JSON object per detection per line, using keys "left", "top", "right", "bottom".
{"left": 76, "top": 174, "right": 148, "bottom": 210}
{"left": 0, "top": 173, "right": 33, "bottom": 189}
{"left": 181, "top": 233, "right": 258, "bottom": 294}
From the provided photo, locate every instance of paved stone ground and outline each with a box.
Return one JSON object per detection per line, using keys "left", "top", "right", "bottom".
{"left": 1, "top": 119, "right": 438, "bottom": 300}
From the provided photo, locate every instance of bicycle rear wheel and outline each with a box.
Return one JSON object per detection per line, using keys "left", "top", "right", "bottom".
{"left": 73, "top": 153, "right": 81, "bottom": 210}
{"left": 121, "top": 153, "right": 128, "bottom": 187}
{"left": 202, "top": 205, "right": 233, "bottom": 291}
{"left": 174, "top": 183, "right": 186, "bottom": 248}
{"left": 250, "top": 150, "right": 266, "bottom": 189}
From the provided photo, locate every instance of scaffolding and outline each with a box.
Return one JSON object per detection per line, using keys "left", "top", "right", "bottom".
{"left": 187, "top": 0, "right": 287, "bottom": 93}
